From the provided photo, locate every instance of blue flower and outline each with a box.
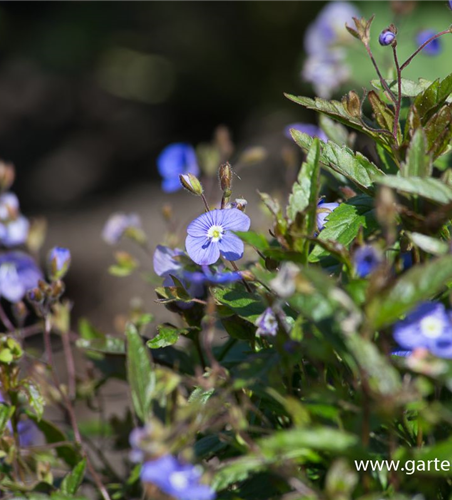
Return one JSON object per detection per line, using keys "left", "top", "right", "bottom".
{"left": 401, "top": 252, "right": 413, "bottom": 271}
{"left": 255, "top": 307, "right": 278, "bottom": 336}
{"left": 302, "top": 2, "right": 359, "bottom": 97}
{"left": 316, "top": 200, "right": 339, "bottom": 232}
{"left": 0, "top": 251, "right": 42, "bottom": 303}
{"left": 353, "top": 245, "right": 382, "bottom": 278}
{"left": 102, "top": 213, "right": 142, "bottom": 245}
{"left": 284, "top": 123, "right": 328, "bottom": 142}
{"left": 184, "top": 266, "right": 241, "bottom": 285}
{"left": 0, "top": 193, "right": 19, "bottom": 219}
{"left": 48, "top": 247, "right": 71, "bottom": 280}
{"left": 391, "top": 350, "right": 412, "bottom": 357}
{"left": 141, "top": 455, "right": 216, "bottom": 500}
{"left": 157, "top": 143, "right": 200, "bottom": 193}
{"left": 185, "top": 209, "right": 250, "bottom": 266}
{"left": 0, "top": 391, "right": 38, "bottom": 447}
{"left": 379, "top": 30, "right": 396, "bottom": 46}
{"left": 393, "top": 302, "right": 452, "bottom": 358}
{"left": 0, "top": 216, "right": 29, "bottom": 247}
{"left": 416, "top": 30, "right": 441, "bottom": 56}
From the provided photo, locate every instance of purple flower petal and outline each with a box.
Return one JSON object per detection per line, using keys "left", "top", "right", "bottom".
{"left": 186, "top": 235, "right": 220, "bottom": 265}
{"left": 220, "top": 208, "right": 250, "bottom": 232}
{"left": 187, "top": 211, "right": 220, "bottom": 238}
{"left": 153, "top": 245, "right": 184, "bottom": 277}
{"left": 218, "top": 232, "right": 244, "bottom": 261}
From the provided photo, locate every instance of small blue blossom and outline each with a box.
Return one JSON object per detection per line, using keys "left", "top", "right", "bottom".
{"left": 0, "top": 216, "right": 29, "bottom": 247}
{"left": 185, "top": 209, "right": 250, "bottom": 266}
{"left": 0, "top": 391, "right": 38, "bottom": 447}
{"left": 284, "top": 123, "right": 328, "bottom": 142}
{"left": 401, "top": 252, "right": 413, "bottom": 271}
{"left": 48, "top": 247, "right": 71, "bottom": 280}
{"left": 0, "top": 192, "right": 19, "bottom": 219}
{"left": 141, "top": 455, "right": 216, "bottom": 500}
{"left": 102, "top": 212, "right": 142, "bottom": 245}
{"left": 316, "top": 200, "right": 339, "bottom": 232}
{"left": 353, "top": 245, "right": 382, "bottom": 278}
{"left": 393, "top": 302, "right": 452, "bottom": 358}
{"left": 184, "top": 266, "right": 241, "bottom": 285}
{"left": 379, "top": 30, "right": 396, "bottom": 46}
{"left": 157, "top": 143, "right": 200, "bottom": 193}
{"left": 416, "top": 30, "right": 441, "bottom": 56}
{"left": 391, "top": 350, "right": 412, "bottom": 357}
{"left": 303, "top": 2, "right": 359, "bottom": 97}
{"left": 255, "top": 308, "right": 278, "bottom": 337}
{"left": 0, "top": 251, "right": 42, "bottom": 303}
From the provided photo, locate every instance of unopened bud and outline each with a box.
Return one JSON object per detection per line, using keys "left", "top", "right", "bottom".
{"left": 48, "top": 247, "right": 71, "bottom": 281}
{"left": 379, "top": 26, "right": 397, "bottom": 46}
{"left": 231, "top": 198, "right": 248, "bottom": 212}
{"left": 240, "top": 270, "right": 255, "bottom": 282}
{"left": 50, "top": 280, "right": 65, "bottom": 300}
{"left": 0, "top": 161, "right": 15, "bottom": 192}
{"left": 179, "top": 173, "right": 203, "bottom": 196}
{"left": 161, "top": 204, "right": 173, "bottom": 221}
{"left": 12, "top": 301, "right": 28, "bottom": 325}
{"left": 219, "top": 162, "right": 233, "bottom": 193}
{"left": 27, "top": 287, "right": 44, "bottom": 303}
{"left": 342, "top": 91, "right": 361, "bottom": 118}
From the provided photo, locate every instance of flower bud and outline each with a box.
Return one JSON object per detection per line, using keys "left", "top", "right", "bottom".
{"left": 179, "top": 173, "right": 203, "bottom": 196}
{"left": 231, "top": 198, "right": 248, "bottom": 212}
{"left": 48, "top": 247, "right": 71, "bottom": 281}
{"left": 49, "top": 280, "right": 65, "bottom": 300}
{"left": 0, "top": 161, "right": 15, "bottom": 192}
{"left": 27, "top": 287, "right": 44, "bottom": 304}
{"left": 379, "top": 28, "right": 396, "bottom": 46}
{"left": 219, "top": 162, "right": 233, "bottom": 194}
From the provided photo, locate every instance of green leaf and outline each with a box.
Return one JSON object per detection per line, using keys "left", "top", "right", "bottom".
{"left": 0, "top": 403, "right": 14, "bottom": 434}
{"left": 407, "top": 232, "right": 449, "bottom": 256}
{"left": 368, "top": 255, "right": 452, "bottom": 329}
{"left": 371, "top": 77, "right": 452, "bottom": 103}
{"left": 21, "top": 382, "right": 45, "bottom": 421}
{"left": 414, "top": 73, "right": 452, "bottom": 121}
{"left": 285, "top": 93, "right": 383, "bottom": 144}
{"left": 76, "top": 336, "right": 125, "bottom": 355}
{"left": 376, "top": 175, "right": 452, "bottom": 204}
{"left": 61, "top": 458, "right": 86, "bottom": 495}
{"left": 126, "top": 323, "right": 155, "bottom": 422}
{"left": 147, "top": 324, "right": 189, "bottom": 349}
{"left": 309, "top": 195, "right": 378, "bottom": 262}
{"left": 213, "top": 285, "right": 266, "bottom": 323}
{"left": 291, "top": 131, "right": 384, "bottom": 194}
{"left": 424, "top": 104, "right": 452, "bottom": 160}
{"left": 367, "top": 90, "right": 400, "bottom": 140}
{"left": 319, "top": 115, "right": 349, "bottom": 147}
{"left": 287, "top": 138, "right": 320, "bottom": 224}
{"left": 234, "top": 231, "right": 269, "bottom": 251}
{"left": 400, "top": 129, "right": 431, "bottom": 178}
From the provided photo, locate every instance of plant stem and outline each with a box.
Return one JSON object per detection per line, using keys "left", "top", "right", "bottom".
{"left": 400, "top": 29, "right": 451, "bottom": 71}
{"left": 43, "top": 315, "right": 112, "bottom": 500}
{"left": 0, "top": 302, "right": 14, "bottom": 332}
{"left": 229, "top": 260, "right": 252, "bottom": 293}
{"left": 392, "top": 44, "right": 402, "bottom": 143}
{"left": 364, "top": 42, "right": 397, "bottom": 104}
{"left": 201, "top": 193, "right": 210, "bottom": 212}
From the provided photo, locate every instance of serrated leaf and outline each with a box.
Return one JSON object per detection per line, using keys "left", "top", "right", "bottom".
{"left": 291, "top": 131, "right": 384, "bottom": 194}
{"left": 309, "top": 195, "right": 377, "bottom": 262}
{"left": 367, "top": 90, "right": 400, "bottom": 140}
{"left": 319, "top": 115, "right": 349, "bottom": 146}
{"left": 376, "top": 175, "right": 452, "bottom": 204}
{"left": 368, "top": 255, "right": 452, "bottom": 329}
{"left": 213, "top": 285, "right": 266, "bottom": 323}
{"left": 414, "top": 73, "right": 452, "bottom": 121}
{"left": 287, "top": 138, "right": 320, "bottom": 224}
{"left": 126, "top": 323, "right": 155, "bottom": 422}
{"left": 424, "top": 104, "right": 452, "bottom": 160}
{"left": 147, "top": 324, "right": 183, "bottom": 349}
{"left": 61, "top": 458, "right": 86, "bottom": 495}
{"left": 407, "top": 232, "right": 449, "bottom": 256}
{"left": 400, "top": 129, "right": 431, "bottom": 178}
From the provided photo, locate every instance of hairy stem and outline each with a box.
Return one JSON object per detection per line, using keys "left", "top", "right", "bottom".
{"left": 364, "top": 42, "right": 397, "bottom": 104}
{"left": 400, "top": 29, "right": 451, "bottom": 71}
{"left": 392, "top": 44, "right": 402, "bottom": 143}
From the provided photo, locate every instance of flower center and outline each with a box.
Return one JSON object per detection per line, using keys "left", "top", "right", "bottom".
{"left": 207, "top": 225, "right": 224, "bottom": 243}
{"left": 169, "top": 471, "right": 189, "bottom": 490}
{"left": 420, "top": 317, "right": 444, "bottom": 339}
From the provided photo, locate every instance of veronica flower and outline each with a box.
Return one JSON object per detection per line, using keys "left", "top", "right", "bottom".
{"left": 393, "top": 302, "right": 452, "bottom": 358}
{"left": 185, "top": 209, "right": 250, "bottom": 266}
{"left": 157, "top": 143, "right": 200, "bottom": 193}
{"left": 255, "top": 308, "right": 278, "bottom": 336}
{"left": 379, "top": 30, "right": 396, "bottom": 46}
{"left": 0, "top": 193, "right": 19, "bottom": 219}
{"left": 316, "top": 200, "right": 339, "bottom": 232}
{"left": 0, "top": 251, "right": 42, "bottom": 303}
{"left": 48, "top": 247, "right": 71, "bottom": 280}
{"left": 302, "top": 2, "right": 359, "bottom": 97}
{"left": 102, "top": 212, "right": 142, "bottom": 245}
{"left": 353, "top": 245, "right": 382, "bottom": 278}
{"left": 184, "top": 266, "right": 241, "bottom": 285}
{"left": 416, "top": 30, "right": 441, "bottom": 56}
{"left": 141, "top": 455, "right": 216, "bottom": 500}
{"left": 284, "top": 123, "right": 328, "bottom": 142}
{"left": 0, "top": 216, "right": 29, "bottom": 247}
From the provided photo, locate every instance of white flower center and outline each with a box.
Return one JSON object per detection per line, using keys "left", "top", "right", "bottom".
{"left": 207, "top": 225, "right": 224, "bottom": 243}
{"left": 420, "top": 317, "right": 443, "bottom": 339}
{"left": 169, "top": 471, "right": 189, "bottom": 490}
